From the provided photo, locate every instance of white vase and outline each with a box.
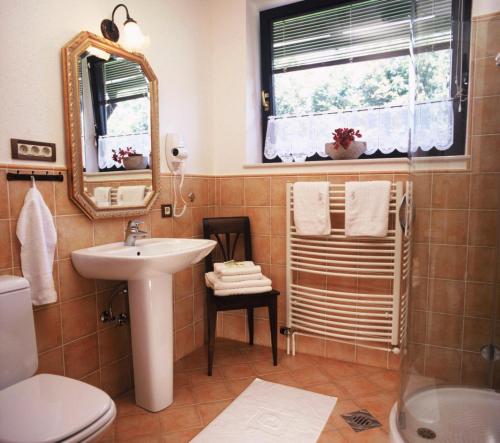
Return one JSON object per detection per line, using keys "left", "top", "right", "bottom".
{"left": 325, "top": 141, "right": 367, "bottom": 160}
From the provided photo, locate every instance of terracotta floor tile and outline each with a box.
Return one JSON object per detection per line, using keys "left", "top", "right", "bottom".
{"left": 224, "top": 377, "right": 256, "bottom": 396}
{"left": 171, "top": 386, "right": 195, "bottom": 408}
{"left": 160, "top": 428, "right": 203, "bottom": 443}
{"left": 290, "top": 366, "right": 331, "bottom": 386}
{"left": 187, "top": 366, "right": 224, "bottom": 385}
{"left": 338, "top": 426, "right": 389, "bottom": 443}
{"left": 336, "top": 376, "right": 385, "bottom": 397}
{"left": 367, "top": 370, "right": 400, "bottom": 392}
{"left": 115, "top": 393, "right": 148, "bottom": 417}
{"left": 252, "top": 359, "right": 287, "bottom": 375}
{"left": 196, "top": 400, "right": 232, "bottom": 425}
{"left": 158, "top": 405, "right": 202, "bottom": 433}
{"left": 318, "top": 429, "right": 348, "bottom": 443}
{"left": 115, "top": 414, "right": 161, "bottom": 441}
{"left": 307, "top": 382, "right": 350, "bottom": 399}
{"left": 220, "top": 363, "right": 256, "bottom": 380}
{"left": 191, "top": 381, "right": 234, "bottom": 403}
{"left": 105, "top": 340, "right": 400, "bottom": 442}
{"left": 260, "top": 371, "right": 303, "bottom": 388}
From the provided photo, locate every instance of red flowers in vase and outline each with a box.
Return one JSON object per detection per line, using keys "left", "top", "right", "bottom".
{"left": 112, "top": 146, "right": 137, "bottom": 165}
{"left": 332, "top": 128, "right": 362, "bottom": 150}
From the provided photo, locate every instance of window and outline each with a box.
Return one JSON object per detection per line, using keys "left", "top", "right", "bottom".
{"left": 260, "top": 0, "right": 471, "bottom": 163}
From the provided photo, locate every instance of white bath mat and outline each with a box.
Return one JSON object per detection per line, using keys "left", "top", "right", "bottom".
{"left": 190, "top": 378, "right": 337, "bottom": 443}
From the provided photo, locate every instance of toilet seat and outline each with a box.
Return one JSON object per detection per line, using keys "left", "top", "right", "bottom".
{"left": 0, "top": 373, "right": 116, "bottom": 443}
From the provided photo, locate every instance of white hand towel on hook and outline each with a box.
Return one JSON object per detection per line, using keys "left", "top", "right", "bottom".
{"left": 293, "top": 182, "right": 331, "bottom": 235}
{"left": 16, "top": 180, "right": 57, "bottom": 305}
{"left": 345, "top": 180, "right": 391, "bottom": 237}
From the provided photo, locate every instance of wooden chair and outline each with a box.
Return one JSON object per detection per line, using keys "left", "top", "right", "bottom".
{"left": 203, "top": 216, "right": 280, "bottom": 376}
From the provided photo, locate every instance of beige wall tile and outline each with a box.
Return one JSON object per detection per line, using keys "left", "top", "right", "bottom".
{"left": 244, "top": 177, "right": 270, "bottom": 206}
{"left": 475, "top": 18, "right": 500, "bottom": 59}
{"left": 429, "top": 244, "right": 467, "bottom": 280}
{"left": 100, "top": 357, "right": 132, "bottom": 398}
{"left": 220, "top": 178, "right": 244, "bottom": 206}
{"left": 61, "top": 295, "right": 97, "bottom": 343}
{"left": 463, "top": 317, "right": 493, "bottom": 352}
{"left": 473, "top": 96, "right": 500, "bottom": 135}
{"left": 58, "top": 258, "right": 95, "bottom": 301}
{"left": 427, "top": 312, "right": 463, "bottom": 348}
{"left": 467, "top": 246, "right": 497, "bottom": 282}
{"left": 468, "top": 210, "right": 498, "bottom": 247}
{"left": 63, "top": 334, "right": 99, "bottom": 379}
{"left": 473, "top": 57, "right": 500, "bottom": 97}
{"left": 0, "top": 170, "right": 10, "bottom": 219}
{"left": 34, "top": 305, "right": 62, "bottom": 352}
{"left": 428, "top": 279, "right": 465, "bottom": 315}
{"left": 465, "top": 282, "right": 494, "bottom": 318}
{"left": 36, "top": 348, "right": 64, "bottom": 376}
{"left": 430, "top": 210, "right": 468, "bottom": 244}
{"left": 431, "top": 174, "right": 470, "bottom": 209}
{"left": 470, "top": 173, "right": 500, "bottom": 209}
{"left": 98, "top": 326, "right": 131, "bottom": 366}
{"left": 471, "top": 135, "right": 500, "bottom": 173}
{"left": 56, "top": 215, "right": 93, "bottom": 259}
{"left": 425, "top": 346, "right": 461, "bottom": 383}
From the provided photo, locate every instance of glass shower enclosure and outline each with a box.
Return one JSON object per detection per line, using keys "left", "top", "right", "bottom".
{"left": 392, "top": 3, "right": 500, "bottom": 442}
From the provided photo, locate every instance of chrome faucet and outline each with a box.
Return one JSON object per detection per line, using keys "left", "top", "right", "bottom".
{"left": 124, "top": 220, "right": 148, "bottom": 246}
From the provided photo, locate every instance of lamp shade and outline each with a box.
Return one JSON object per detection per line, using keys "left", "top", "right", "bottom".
{"left": 121, "top": 20, "right": 150, "bottom": 52}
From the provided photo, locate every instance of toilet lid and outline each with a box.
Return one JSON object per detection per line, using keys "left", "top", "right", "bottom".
{"left": 0, "top": 374, "right": 113, "bottom": 443}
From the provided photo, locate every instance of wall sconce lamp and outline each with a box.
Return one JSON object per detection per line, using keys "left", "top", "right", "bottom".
{"left": 100, "top": 3, "right": 150, "bottom": 52}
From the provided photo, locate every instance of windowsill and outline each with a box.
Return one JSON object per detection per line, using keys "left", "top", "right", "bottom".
{"left": 243, "top": 155, "right": 470, "bottom": 173}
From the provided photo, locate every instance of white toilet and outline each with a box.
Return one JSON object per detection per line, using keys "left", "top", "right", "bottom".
{"left": 0, "top": 276, "right": 116, "bottom": 443}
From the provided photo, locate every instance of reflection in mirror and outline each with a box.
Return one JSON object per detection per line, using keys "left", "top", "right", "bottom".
{"left": 77, "top": 46, "right": 153, "bottom": 208}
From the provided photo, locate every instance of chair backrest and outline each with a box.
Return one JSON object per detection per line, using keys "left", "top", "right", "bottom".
{"left": 202, "top": 217, "right": 252, "bottom": 273}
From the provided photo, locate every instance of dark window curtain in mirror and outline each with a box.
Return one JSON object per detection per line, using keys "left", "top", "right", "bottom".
{"left": 87, "top": 56, "right": 108, "bottom": 137}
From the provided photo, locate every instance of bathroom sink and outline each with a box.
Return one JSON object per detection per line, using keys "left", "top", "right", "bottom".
{"left": 72, "top": 238, "right": 216, "bottom": 280}
{"left": 71, "top": 237, "right": 216, "bottom": 413}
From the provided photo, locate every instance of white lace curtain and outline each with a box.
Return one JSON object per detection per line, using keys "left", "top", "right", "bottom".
{"left": 264, "top": 100, "right": 454, "bottom": 161}
{"left": 98, "top": 133, "right": 151, "bottom": 169}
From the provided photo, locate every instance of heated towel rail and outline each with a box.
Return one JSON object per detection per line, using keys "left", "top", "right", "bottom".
{"left": 285, "top": 182, "right": 411, "bottom": 355}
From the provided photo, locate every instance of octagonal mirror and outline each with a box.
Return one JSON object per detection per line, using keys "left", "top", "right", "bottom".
{"left": 62, "top": 31, "right": 160, "bottom": 219}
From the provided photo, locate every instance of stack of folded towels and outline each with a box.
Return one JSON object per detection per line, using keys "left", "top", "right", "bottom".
{"left": 205, "top": 261, "right": 272, "bottom": 296}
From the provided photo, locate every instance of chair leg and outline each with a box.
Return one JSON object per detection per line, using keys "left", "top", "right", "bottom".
{"left": 268, "top": 296, "right": 278, "bottom": 366}
{"left": 207, "top": 300, "right": 217, "bottom": 376}
{"left": 247, "top": 307, "right": 254, "bottom": 345}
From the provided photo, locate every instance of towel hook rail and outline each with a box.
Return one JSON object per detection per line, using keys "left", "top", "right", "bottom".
{"left": 6, "top": 171, "right": 64, "bottom": 182}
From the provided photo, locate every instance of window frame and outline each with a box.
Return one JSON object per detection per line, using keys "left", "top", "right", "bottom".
{"left": 259, "top": 0, "right": 472, "bottom": 163}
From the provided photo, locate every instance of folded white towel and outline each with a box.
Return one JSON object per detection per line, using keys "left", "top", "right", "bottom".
{"left": 345, "top": 181, "right": 391, "bottom": 237}
{"left": 208, "top": 283, "right": 272, "bottom": 296}
{"left": 16, "top": 184, "right": 57, "bottom": 305}
{"left": 219, "top": 272, "right": 263, "bottom": 282}
{"left": 293, "top": 182, "right": 331, "bottom": 236}
{"left": 205, "top": 272, "right": 272, "bottom": 291}
{"left": 93, "top": 186, "right": 111, "bottom": 204}
{"left": 214, "top": 261, "right": 261, "bottom": 277}
{"left": 117, "top": 185, "right": 146, "bottom": 204}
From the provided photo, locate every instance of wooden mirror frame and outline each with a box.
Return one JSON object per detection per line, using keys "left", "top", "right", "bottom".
{"left": 62, "top": 31, "right": 160, "bottom": 219}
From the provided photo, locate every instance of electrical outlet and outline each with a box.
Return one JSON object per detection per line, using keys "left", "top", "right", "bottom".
{"left": 11, "top": 139, "right": 56, "bottom": 162}
{"left": 161, "top": 204, "right": 173, "bottom": 218}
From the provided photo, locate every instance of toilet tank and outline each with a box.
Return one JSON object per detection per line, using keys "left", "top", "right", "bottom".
{"left": 0, "top": 276, "right": 38, "bottom": 389}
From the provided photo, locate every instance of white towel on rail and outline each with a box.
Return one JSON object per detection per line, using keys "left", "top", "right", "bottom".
{"left": 345, "top": 180, "right": 391, "bottom": 237}
{"left": 293, "top": 182, "right": 331, "bottom": 236}
{"left": 205, "top": 272, "right": 271, "bottom": 290}
{"left": 16, "top": 184, "right": 57, "bottom": 305}
{"left": 117, "top": 185, "right": 146, "bottom": 204}
{"left": 93, "top": 186, "right": 111, "bottom": 204}
{"left": 220, "top": 272, "right": 263, "bottom": 282}
{"left": 214, "top": 261, "right": 261, "bottom": 277}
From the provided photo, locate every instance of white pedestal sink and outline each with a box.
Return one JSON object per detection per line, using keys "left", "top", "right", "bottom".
{"left": 71, "top": 238, "right": 216, "bottom": 412}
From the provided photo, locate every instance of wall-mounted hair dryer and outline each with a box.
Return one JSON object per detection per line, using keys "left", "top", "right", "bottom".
{"left": 165, "top": 133, "right": 188, "bottom": 217}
